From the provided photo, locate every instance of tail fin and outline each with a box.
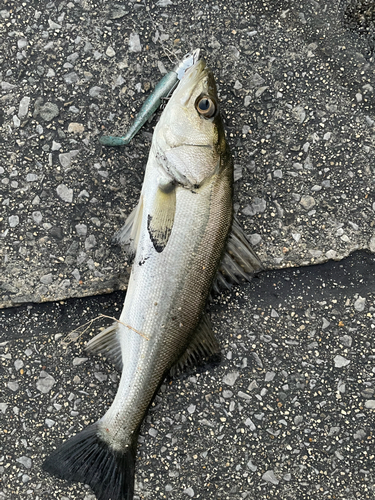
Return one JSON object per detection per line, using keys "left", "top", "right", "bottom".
{"left": 42, "top": 423, "right": 136, "bottom": 500}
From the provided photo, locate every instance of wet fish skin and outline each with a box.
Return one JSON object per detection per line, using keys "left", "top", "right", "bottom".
{"left": 43, "top": 58, "right": 261, "bottom": 500}
{"left": 97, "top": 58, "right": 234, "bottom": 455}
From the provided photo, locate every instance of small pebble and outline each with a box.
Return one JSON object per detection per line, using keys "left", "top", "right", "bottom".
{"left": 334, "top": 355, "right": 350, "bottom": 368}
{"left": 0, "top": 403, "right": 8, "bottom": 414}
{"left": 8, "top": 381, "right": 19, "bottom": 392}
{"left": 14, "top": 360, "right": 24, "bottom": 370}
{"left": 183, "top": 487, "right": 194, "bottom": 497}
{"left": 48, "top": 19, "right": 61, "bottom": 30}
{"left": 75, "top": 224, "right": 88, "bottom": 237}
{"left": 265, "top": 371, "right": 275, "bottom": 382}
{"left": 32, "top": 211, "right": 43, "bottom": 224}
{"left": 354, "top": 297, "right": 366, "bottom": 312}
{"left": 68, "top": 122, "right": 84, "bottom": 134}
{"left": 18, "top": 96, "right": 30, "bottom": 118}
{"left": 73, "top": 357, "right": 88, "bottom": 366}
{"left": 222, "top": 371, "right": 239, "bottom": 386}
{"left": 247, "top": 459, "right": 257, "bottom": 471}
{"left": 322, "top": 318, "right": 330, "bottom": 329}
{"left": 244, "top": 95, "right": 252, "bottom": 107}
{"left": 85, "top": 235, "right": 97, "bottom": 250}
{"left": 36, "top": 371, "right": 56, "bottom": 393}
{"left": 64, "top": 72, "right": 79, "bottom": 84}
{"left": 39, "top": 102, "right": 59, "bottom": 121}
{"left": 238, "top": 391, "right": 251, "bottom": 400}
{"left": 106, "top": 46, "right": 116, "bottom": 57}
{"left": 59, "top": 150, "right": 79, "bottom": 169}
{"left": 94, "top": 372, "right": 107, "bottom": 382}
{"left": 340, "top": 335, "right": 352, "bottom": 347}
{"left": 16, "top": 456, "right": 32, "bottom": 469}
{"left": 72, "top": 269, "right": 80, "bottom": 281}
{"left": 300, "top": 195, "right": 315, "bottom": 210}
{"left": 262, "top": 470, "right": 279, "bottom": 485}
{"left": 249, "top": 234, "right": 262, "bottom": 246}
{"left": 26, "top": 173, "right": 38, "bottom": 182}
{"left": 40, "top": 273, "right": 53, "bottom": 285}
{"left": 56, "top": 184, "right": 73, "bottom": 203}
{"left": 187, "top": 404, "right": 196, "bottom": 414}
{"left": 89, "top": 86, "right": 103, "bottom": 98}
{"left": 250, "top": 73, "right": 265, "bottom": 87}
{"left": 128, "top": 32, "right": 142, "bottom": 52}
{"left": 9, "top": 215, "right": 19, "bottom": 227}
{"left": 245, "top": 418, "right": 256, "bottom": 431}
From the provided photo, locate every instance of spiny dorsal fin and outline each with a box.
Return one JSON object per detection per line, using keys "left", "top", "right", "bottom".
{"left": 85, "top": 323, "right": 123, "bottom": 371}
{"left": 214, "top": 217, "right": 263, "bottom": 292}
{"left": 147, "top": 182, "right": 176, "bottom": 253}
{"left": 170, "top": 314, "right": 220, "bottom": 376}
{"left": 112, "top": 195, "right": 144, "bottom": 255}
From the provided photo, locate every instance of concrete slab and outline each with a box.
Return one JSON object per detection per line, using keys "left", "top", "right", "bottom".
{"left": 1, "top": 0, "right": 374, "bottom": 307}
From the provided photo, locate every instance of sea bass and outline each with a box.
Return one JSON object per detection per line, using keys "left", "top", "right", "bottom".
{"left": 43, "top": 57, "right": 262, "bottom": 500}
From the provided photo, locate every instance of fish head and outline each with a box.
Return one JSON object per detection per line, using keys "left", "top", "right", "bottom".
{"left": 153, "top": 59, "right": 229, "bottom": 187}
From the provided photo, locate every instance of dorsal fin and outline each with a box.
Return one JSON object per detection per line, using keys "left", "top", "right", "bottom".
{"left": 170, "top": 314, "right": 220, "bottom": 376}
{"left": 85, "top": 323, "right": 123, "bottom": 371}
{"left": 213, "top": 217, "right": 263, "bottom": 292}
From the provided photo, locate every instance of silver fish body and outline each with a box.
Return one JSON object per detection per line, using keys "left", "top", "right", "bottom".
{"left": 98, "top": 59, "right": 233, "bottom": 449}
{"left": 43, "top": 58, "right": 262, "bottom": 500}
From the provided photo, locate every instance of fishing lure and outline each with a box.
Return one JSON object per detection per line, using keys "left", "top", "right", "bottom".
{"left": 99, "top": 49, "right": 200, "bottom": 146}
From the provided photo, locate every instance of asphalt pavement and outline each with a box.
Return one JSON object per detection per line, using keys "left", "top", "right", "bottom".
{"left": 1, "top": 0, "right": 375, "bottom": 499}
{"left": 1, "top": 251, "right": 375, "bottom": 499}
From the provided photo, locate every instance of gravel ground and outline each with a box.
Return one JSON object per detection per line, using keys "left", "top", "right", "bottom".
{"left": 1, "top": 0, "right": 375, "bottom": 307}
{"left": 1, "top": 251, "right": 375, "bottom": 499}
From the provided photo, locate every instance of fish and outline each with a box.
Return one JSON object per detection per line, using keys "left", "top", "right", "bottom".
{"left": 43, "top": 56, "right": 262, "bottom": 500}
{"left": 99, "top": 49, "right": 200, "bottom": 146}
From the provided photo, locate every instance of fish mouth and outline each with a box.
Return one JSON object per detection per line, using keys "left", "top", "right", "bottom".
{"left": 181, "top": 58, "right": 207, "bottom": 82}
{"left": 175, "top": 49, "right": 201, "bottom": 80}
{"left": 174, "top": 59, "right": 213, "bottom": 109}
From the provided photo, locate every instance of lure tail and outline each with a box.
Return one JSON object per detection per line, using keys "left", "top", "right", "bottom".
{"left": 43, "top": 423, "right": 137, "bottom": 500}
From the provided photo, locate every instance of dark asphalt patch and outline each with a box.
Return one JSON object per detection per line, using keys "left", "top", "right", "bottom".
{"left": 1, "top": 251, "right": 374, "bottom": 499}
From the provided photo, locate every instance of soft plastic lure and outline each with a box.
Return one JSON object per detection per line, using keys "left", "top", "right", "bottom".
{"left": 99, "top": 48, "right": 200, "bottom": 146}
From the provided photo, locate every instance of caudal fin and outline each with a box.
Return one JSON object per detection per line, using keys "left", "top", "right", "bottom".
{"left": 43, "top": 423, "right": 136, "bottom": 500}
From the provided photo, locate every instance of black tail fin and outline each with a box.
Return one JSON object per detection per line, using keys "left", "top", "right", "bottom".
{"left": 42, "top": 423, "right": 136, "bottom": 500}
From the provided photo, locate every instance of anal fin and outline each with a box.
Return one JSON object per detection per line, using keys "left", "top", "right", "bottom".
{"left": 85, "top": 323, "right": 123, "bottom": 371}
{"left": 170, "top": 314, "right": 220, "bottom": 376}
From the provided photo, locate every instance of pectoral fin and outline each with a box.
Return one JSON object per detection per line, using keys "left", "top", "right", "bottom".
{"left": 170, "top": 314, "right": 220, "bottom": 376}
{"left": 147, "top": 182, "right": 176, "bottom": 253}
{"left": 112, "top": 196, "right": 144, "bottom": 257}
{"left": 213, "top": 217, "right": 263, "bottom": 292}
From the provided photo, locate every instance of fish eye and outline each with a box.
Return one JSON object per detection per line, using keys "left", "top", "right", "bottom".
{"left": 195, "top": 96, "right": 216, "bottom": 118}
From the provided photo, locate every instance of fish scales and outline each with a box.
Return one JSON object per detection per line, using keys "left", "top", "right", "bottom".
{"left": 103, "top": 160, "right": 233, "bottom": 448}
{"left": 43, "top": 56, "right": 262, "bottom": 500}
